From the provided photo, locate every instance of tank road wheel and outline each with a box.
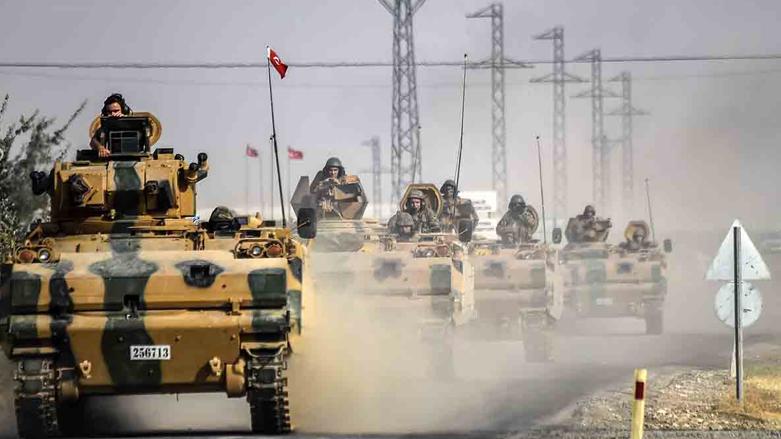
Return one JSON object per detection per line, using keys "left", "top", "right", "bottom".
{"left": 14, "top": 358, "right": 60, "bottom": 439}
{"left": 644, "top": 303, "right": 664, "bottom": 335}
{"left": 247, "top": 349, "right": 291, "bottom": 434}
{"left": 521, "top": 312, "right": 554, "bottom": 363}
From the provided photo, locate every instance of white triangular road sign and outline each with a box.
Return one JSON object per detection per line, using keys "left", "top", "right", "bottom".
{"left": 706, "top": 220, "right": 771, "bottom": 280}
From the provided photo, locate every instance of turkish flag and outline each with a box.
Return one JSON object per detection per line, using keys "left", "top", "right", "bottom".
{"left": 246, "top": 144, "right": 259, "bottom": 158}
{"left": 287, "top": 147, "right": 303, "bottom": 160}
{"left": 267, "top": 47, "right": 288, "bottom": 79}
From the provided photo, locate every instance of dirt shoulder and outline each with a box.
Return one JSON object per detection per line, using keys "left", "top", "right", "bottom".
{"left": 545, "top": 342, "right": 781, "bottom": 432}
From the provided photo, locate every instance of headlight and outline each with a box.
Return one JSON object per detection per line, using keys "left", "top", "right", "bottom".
{"left": 37, "top": 248, "right": 52, "bottom": 263}
{"left": 249, "top": 245, "right": 263, "bottom": 258}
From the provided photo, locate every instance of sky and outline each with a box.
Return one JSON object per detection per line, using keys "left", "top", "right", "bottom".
{"left": 1, "top": 0, "right": 781, "bottom": 232}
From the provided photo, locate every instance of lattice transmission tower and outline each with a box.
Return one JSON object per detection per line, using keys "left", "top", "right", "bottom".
{"left": 379, "top": 0, "right": 426, "bottom": 205}
{"left": 362, "top": 136, "right": 385, "bottom": 218}
{"left": 607, "top": 71, "right": 648, "bottom": 214}
{"left": 530, "top": 26, "right": 584, "bottom": 223}
{"left": 573, "top": 49, "right": 619, "bottom": 212}
{"left": 466, "top": 3, "right": 508, "bottom": 205}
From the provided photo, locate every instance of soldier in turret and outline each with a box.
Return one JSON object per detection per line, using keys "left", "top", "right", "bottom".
{"left": 89, "top": 93, "right": 132, "bottom": 157}
{"left": 310, "top": 157, "right": 346, "bottom": 193}
{"left": 387, "top": 211, "right": 417, "bottom": 242}
{"left": 619, "top": 223, "right": 652, "bottom": 252}
{"left": 496, "top": 194, "right": 536, "bottom": 245}
{"left": 567, "top": 204, "right": 612, "bottom": 243}
{"left": 389, "top": 189, "right": 440, "bottom": 234}
{"left": 438, "top": 179, "right": 479, "bottom": 233}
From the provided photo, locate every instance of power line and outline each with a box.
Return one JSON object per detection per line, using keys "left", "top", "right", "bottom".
{"left": 2, "top": 53, "right": 781, "bottom": 69}
{"left": 2, "top": 67, "right": 780, "bottom": 88}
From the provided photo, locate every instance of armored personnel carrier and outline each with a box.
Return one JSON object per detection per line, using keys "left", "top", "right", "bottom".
{"left": 0, "top": 114, "right": 314, "bottom": 437}
{"left": 467, "top": 205, "right": 562, "bottom": 362}
{"left": 356, "top": 184, "right": 475, "bottom": 376}
{"left": 555, "top": 217, "right": 670, "bottom": 334}
{"left": 289, "top": 172, "right": 385, "bottom": 288}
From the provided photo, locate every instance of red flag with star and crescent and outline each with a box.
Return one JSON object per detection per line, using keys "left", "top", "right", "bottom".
{"left": 267, "top": 47, "right": 288, "bottom": 79}
{"left": 245, "top": 144, "right": 258, "bottom": 158}
{"left": 287, "top": 147, "right": 303, "bottom": 160}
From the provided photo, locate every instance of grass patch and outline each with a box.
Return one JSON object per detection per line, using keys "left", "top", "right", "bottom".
{"left": 717, "top": 359, "right": 781, "bottom": 425}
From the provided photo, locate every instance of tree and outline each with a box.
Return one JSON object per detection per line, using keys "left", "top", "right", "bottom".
{"left": 0, "top": 94, "right": 85, "bottom": 259}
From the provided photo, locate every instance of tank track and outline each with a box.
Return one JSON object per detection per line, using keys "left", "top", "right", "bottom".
{"left": 247, "top": 347, "right": 291, "bottom": 434}
{"left": 14, "top": 357, "right": 60, "bottom": 439}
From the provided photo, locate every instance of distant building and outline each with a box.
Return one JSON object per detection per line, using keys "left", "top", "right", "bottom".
{"left": 460, "top": 190, "right": 499, "bottom": 241}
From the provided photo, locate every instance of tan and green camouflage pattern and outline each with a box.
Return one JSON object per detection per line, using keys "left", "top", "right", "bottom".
{"left": 468, "top": 241, "right": 563, "bottom": 326}
{"left": 0, "top": 141, "right": 309, "bottom": 397}
{"left": 559, "top": 221, "right": 667, "bottom": 319}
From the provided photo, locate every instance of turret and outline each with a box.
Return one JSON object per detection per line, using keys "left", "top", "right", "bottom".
{"left": 29, "top": 113, "right": 208, "bottom": 222}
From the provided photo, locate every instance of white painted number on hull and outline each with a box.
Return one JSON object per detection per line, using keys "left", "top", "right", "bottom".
{"left": 130, "top": 345, "right": 171, "bottom": 361}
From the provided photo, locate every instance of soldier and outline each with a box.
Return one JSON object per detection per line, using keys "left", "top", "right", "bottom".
{"left": 387, "top": 211, "right": 417, "bottom": 242}
{"left": 206, "top": 206, "right": 240, "bottom": 233}
{"left": 309, "top": 157, "right": 346, "bottom": 193}
{"left": 496, "top": 194, "right": 536, "bottom": 245}
{"left": 90, "top": 93, "right": 132, "bottom": 157}
{"left": 567, "top": 204, "right": 611, "bottom": 243}
{"left": 400, "top": 189, "right": 440, "bottom": 233}
{"left": 620, "top": 225, "right": 650, "bottom": 251}
{"left": 438, "top": 179, "right": 479, "bottom": 233}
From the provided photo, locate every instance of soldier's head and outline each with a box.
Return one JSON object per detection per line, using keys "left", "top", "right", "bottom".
{"left": 323, "top": 157, "right": 344, "bottom": 179}
{"left": 101, "top": 93, "right": 131, "bottom": 117}
{"left": 632, "top": 227, "right": 647, "bottom": 243}
{"left": 207, "top": 205, "right": 239, "bottom": 233}
{"left": 440, "top": 180, "right": 457, "bottom": 200}
{"left": 583, "top": 204, "right": 596, "bottom": 219}
{"left": 509, "top": 194, "right": 526, "bottom": 213}
{"left": 395, "top": 212, "right": 416, "bottom": 240}
{"left": 407, "top": 189, "right": 425, "bottom": 212}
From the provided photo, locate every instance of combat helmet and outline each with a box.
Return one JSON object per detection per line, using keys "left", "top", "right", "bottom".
{"left": 440, "top": 179, "right": 457, "bottom": 197}
{"left": 583, "top": 204, "right": 596, "bottom": 218}
{"left": 323, "top": 157, "right": 345, "bottom": 178}
{"left": 394, "top": 211, "right": 416, "bottom": 239}
{"left": 509, "top": 194, "right": 526, "bottom": 211}
{"left": 207, "top": 206, "right": 240, "bottom": 233}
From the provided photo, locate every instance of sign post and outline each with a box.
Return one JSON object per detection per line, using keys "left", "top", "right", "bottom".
{"left": 732, "top": 226, "right": 743, "bottom": 401}
{"left": 706, "top": 220, "right": 770, "bottom": 402}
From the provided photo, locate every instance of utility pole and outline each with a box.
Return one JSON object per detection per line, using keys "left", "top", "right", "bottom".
{"left": 607, "top": 72, "right": 647, "bottom": 214}
{"left": 467, "top": 3, "right": 510, "bottom": 206}
{"left": 362, "top": 136, "right": 384, "bottom": 218}
{"left": 530, "top": 26, "right": 584, "bottom": 224}
{"left": 573, "top": 49, "right": 619, "bottom": 212}
{"left": 378, "top": 0, "right": 426, "bottom": 205}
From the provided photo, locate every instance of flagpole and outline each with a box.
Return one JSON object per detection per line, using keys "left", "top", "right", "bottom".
{"left": 258, "top": 150, "right": 263, "bottom": 218}
{"left": 269, "top": 135, "right": 275, "bottom": 221}
{"left": 266, "top": 46, "right": 287, "bottom": 227}
{"left": 287, "top": 150, "right": 292, "bottom": 218}
{"left": 245, "top": 146, "right": 249, "bottom": 214}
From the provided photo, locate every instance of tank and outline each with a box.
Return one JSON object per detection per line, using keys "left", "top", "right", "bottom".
{"left": 467, "top": 205, "right": 563, "bottom": 362}
{"left": 0, "top": 114, "right": 310, "bottom": 437}
{"left": 555, "top": 218, "right": 671, "bottom": 334}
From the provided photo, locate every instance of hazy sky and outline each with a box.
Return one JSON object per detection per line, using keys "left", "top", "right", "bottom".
{"left": 2, "top": 0, "right": 781, "bottom": 231}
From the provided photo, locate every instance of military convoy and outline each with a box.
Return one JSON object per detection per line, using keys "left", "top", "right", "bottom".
{"left": 0, "top": 114, "right": 315, "bottom": 437}
{"left": 554, "top": 214, "right": 671, "bottom": 334}
{"left": 0, "top": 97, "right": 676, "bottom": 437}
